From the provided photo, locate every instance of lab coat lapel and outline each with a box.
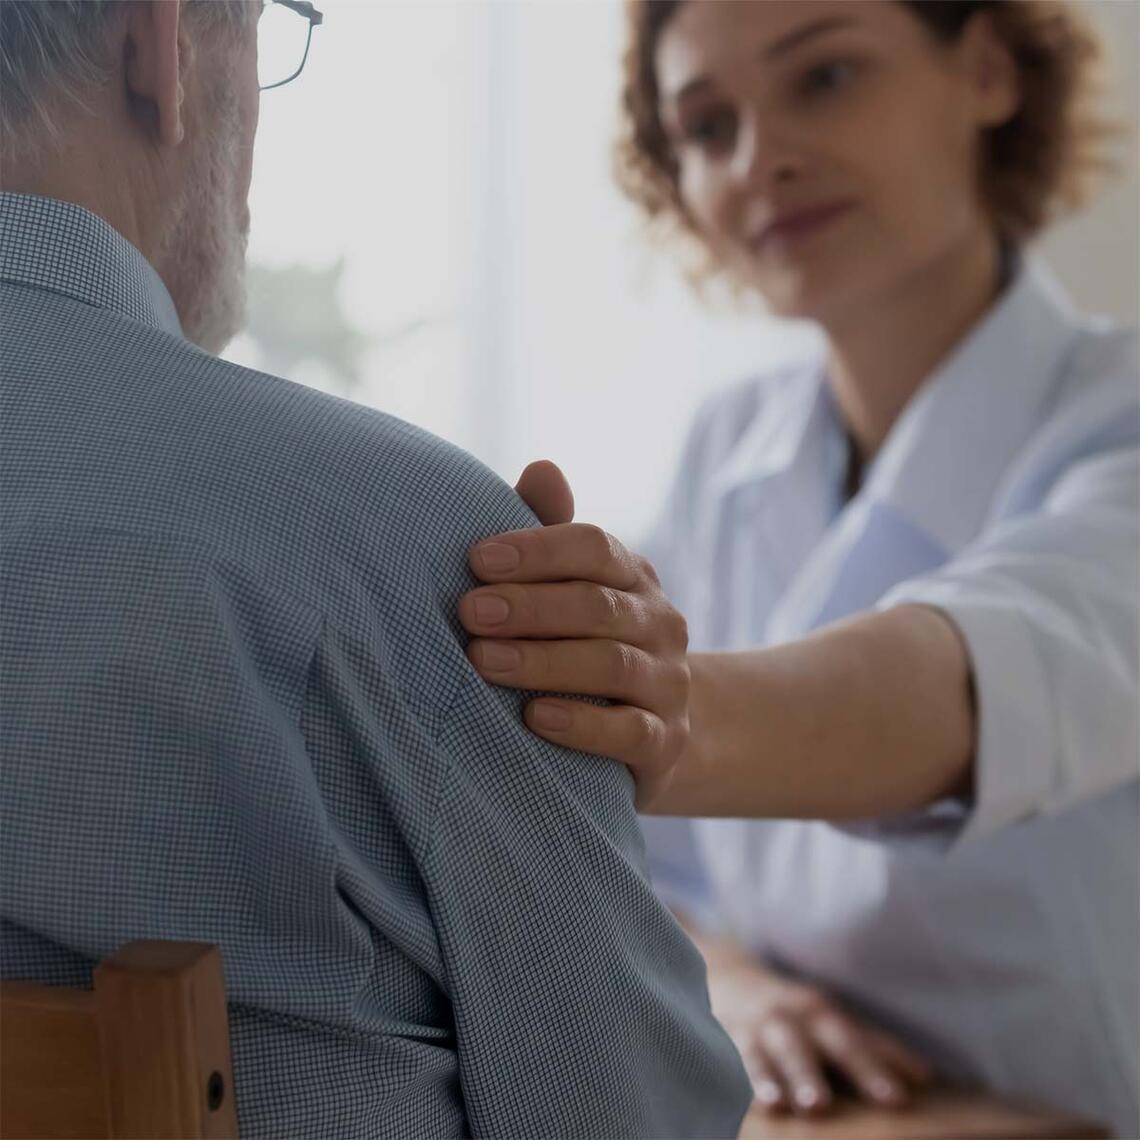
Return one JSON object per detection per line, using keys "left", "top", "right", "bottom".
{"left": 764, "top": 258, "right": 1083, "bottom": 641}
{"left": 701, "top": 371, "right": 842, "bottom": 648}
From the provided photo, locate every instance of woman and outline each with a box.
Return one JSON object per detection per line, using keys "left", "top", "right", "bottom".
{"left": 459, "top": 1, "right": 1138, "bottom": 1133}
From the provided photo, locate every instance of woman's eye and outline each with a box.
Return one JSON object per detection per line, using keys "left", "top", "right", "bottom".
{"left": 681, "top": 107, "right": 737, "bottom": 153}
{"left": 799, "top": 59, "right": 857, "bottom": 98}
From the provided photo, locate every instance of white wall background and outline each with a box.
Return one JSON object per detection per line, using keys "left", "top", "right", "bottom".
{"left": 1039, "top": 0, "right": 1139, "bottom": 326}
{"left": 227, "top": 0, "right": 1139, "bottom": 547}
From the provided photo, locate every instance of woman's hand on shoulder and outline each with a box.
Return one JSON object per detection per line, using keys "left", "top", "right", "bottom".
{"left": 458, "top": 461, "right": 690, "bottom": 810}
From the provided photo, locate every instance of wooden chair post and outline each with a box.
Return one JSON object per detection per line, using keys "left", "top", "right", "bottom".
{"left": 1, "top": 940, "right": 238, "bottom": 1139}
{"left": 93, "top": 941, "right": 238, "bottom": 1139}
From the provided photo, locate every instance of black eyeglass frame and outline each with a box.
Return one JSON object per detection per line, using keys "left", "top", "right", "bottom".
{"left": 258, "top": 0, "right": 324, "bottom": 92}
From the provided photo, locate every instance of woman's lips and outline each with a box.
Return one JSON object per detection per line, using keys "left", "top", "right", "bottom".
{"left": 748, "top": 200, "right": 855, "bottom": 253}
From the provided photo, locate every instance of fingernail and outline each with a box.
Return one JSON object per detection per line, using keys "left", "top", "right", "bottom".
{"left": 473, "top": 595, "right": 510, "bottom": 626}
{"left": 795, "top": 1087, "right": 822, "bottom": 1109}
{"left": 477, "top": 542, "right": 520, "bottom": 573}
{"left": 871, "top": 1077, "right": 901, "bottom": 1101}
{"left": 531, "top": 702, "right": 572, "bottom": 731}
{"left": 478, "top": 642, "right": 521, "bottom": 672}
{"left": 755, "top": 1082, "right": 782, "bottom": 1105}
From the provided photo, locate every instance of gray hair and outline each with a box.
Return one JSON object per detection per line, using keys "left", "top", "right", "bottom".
{"left": 0, "top": 0, "right": 254, "bottom": 164}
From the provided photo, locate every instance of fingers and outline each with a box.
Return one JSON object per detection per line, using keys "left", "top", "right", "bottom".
{"left": 809, "top": 1011, "right": 936, "bottom": 1111}
{"left": 757, "top": 1014, "right": 833, "bottom": 1116}
{"left": 741, "top": 1047, "right": 788, "bottom": 1114}
{"left": 462, "top": 522, "right": 688, "bottom": 811}
{"left": 810, "top": 1012, "right": 910, "bottom": 1108}
{"left": 467, "top": 636, "right": 686, "bottom": 711}
{"left": 864, "top": 1025, "right": 935, "bottom": 1086}
{"left": 459, "top": 581, "right": 668, "bottom": 648}
{"left": 514, "top": 459, "right": 574, "bottom": 526}
{"left": 521, "top": 699, "right": 679, "bottom": 802}
{"left": 469, "top": 523, "right": 643, "bottom": 589}
{"left": 524, "top": 699, "right": 664, "bottom": 757}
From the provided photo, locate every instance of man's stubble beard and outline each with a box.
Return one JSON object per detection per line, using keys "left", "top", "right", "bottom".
{"left": 162, "top": 91, "right": 250, "bottom": 356}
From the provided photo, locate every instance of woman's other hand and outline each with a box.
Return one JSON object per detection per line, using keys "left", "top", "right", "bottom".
{"left": 459, "top": 460, "right": 690, "bottom": 810}
{"left": 699, "top": 935, "right": 934, "bottom": 1116}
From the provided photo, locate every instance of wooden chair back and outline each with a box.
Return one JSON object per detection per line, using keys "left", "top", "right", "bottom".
{"left": 1, "top": 940, "right": 238, "bottom": 1139}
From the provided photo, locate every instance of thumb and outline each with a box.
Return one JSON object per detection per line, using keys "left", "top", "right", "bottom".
{"left": 515, "top": 459, "right": 575, "bottom": 526}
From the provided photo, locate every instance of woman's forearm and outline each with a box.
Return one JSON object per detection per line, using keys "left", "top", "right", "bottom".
{"left": 652, "top": 605, "right": 975, "bottom": 819}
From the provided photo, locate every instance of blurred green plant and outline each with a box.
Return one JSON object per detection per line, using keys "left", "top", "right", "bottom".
{"left": 244, "top": 258, "right": 368, "bottom": 393}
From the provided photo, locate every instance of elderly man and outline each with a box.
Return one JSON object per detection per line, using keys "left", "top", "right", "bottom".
{"left": 0, "top": 1, "right": 750, "bottom": 1135}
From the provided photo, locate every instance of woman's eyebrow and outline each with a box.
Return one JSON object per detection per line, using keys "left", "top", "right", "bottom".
{"left": 664, "top": 15, "right": 859, "bottom": 106}
{"left": 760, "top": 15, "right": 859, "bottom": 62}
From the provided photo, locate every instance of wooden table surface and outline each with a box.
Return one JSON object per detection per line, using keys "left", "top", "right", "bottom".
{"left": 738, "top": 1088, "right": 1111, "bottom": 1139}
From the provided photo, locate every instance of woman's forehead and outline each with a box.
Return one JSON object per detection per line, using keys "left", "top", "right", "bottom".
{"left": 655, "top": 0, "right": 901, "bottom": 101}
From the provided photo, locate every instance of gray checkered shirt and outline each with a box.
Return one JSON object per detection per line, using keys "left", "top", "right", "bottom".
{"left": 0, "top": 193, "right": 750, "bottom": 1138}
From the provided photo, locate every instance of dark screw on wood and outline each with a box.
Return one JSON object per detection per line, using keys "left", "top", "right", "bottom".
{"left": 207, "top": 1070, "right": 226, "bottom": 1112}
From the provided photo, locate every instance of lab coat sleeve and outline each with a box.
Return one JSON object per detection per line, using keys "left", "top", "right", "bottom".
{"left": 869, "top": 444, "right": 1140, "bottom": 848}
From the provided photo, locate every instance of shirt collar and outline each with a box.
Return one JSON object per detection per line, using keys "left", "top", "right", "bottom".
{"left": 0, "top": 192, "right": 183, "bottom": 338}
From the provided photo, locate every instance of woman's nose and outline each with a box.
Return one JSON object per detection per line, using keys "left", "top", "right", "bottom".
{"left": 730, "top": 111, "right": 801, "bottom": 190}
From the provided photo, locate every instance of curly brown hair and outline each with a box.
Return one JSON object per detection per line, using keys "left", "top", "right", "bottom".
{"left": 616, "top": 0, "right": 1123, "bottom": 275}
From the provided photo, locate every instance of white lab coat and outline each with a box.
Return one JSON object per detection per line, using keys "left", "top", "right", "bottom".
{"left": 640, "top": 255, "right": 1139, "bottom": 1135}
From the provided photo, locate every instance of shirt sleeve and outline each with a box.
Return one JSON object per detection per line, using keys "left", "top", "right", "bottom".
{"left": 869, "top": 445, "right": 1140, "bottom": 848}
{"left": 424, "top": 672, "right": 751, "bottom": 1138}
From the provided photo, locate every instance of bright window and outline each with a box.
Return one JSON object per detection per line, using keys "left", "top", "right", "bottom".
{"left": 225, "top": 0, "right": 820, "bottom": 547}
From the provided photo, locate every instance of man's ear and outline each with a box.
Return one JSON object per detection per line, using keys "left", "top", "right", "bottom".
{"left": 960, "top": 12, "right": 1022, "bottom": 129}
{"left": 124, "top": 0, "right": 187, "bottom": 146}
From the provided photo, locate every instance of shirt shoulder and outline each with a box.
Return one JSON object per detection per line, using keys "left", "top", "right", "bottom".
{"left": 4, "top": 286, "right": 536, "bottom": 712}
{"left": 182, "top": 356, "right": 540, "bottom": 720}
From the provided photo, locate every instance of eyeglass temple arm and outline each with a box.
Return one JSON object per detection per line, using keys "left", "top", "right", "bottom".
{"left": 274, "top": 0, "right": 323, "bottom": 26}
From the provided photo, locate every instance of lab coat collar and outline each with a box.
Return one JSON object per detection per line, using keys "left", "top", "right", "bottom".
{"left": 706, "top": 254, "right": 1083, "bottom": 538}
{"left": 757, "top": 254, "right": 1085, "bottom": 642}
{"left": 707, "top": 370, "right": 844, "bottom": 601}
{"left": 708, "top": 364, "right": 833, "bottom": 499}
{"left": 858, "top": 254, "right": 1083, "bottom": 553}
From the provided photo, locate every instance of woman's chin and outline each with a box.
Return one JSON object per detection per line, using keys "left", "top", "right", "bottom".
{"left": 754, "top": 276, "right": 838, "bottom": 324}
{"left": 750, "top": 256, "right": 871, "bottom": 326}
